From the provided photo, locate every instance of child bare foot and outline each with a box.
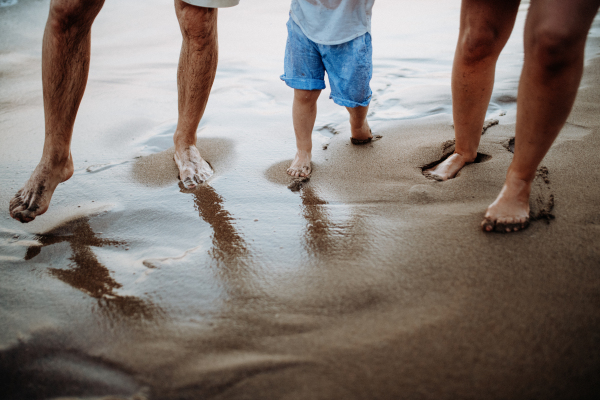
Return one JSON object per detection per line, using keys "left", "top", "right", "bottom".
{"left": 481, "top": 173, "right": 531, "bottom": 233}
{"left": 424, "top": 153, "right": 475, "bottom": 181}
{"left": 350, "top": 118, "right": 373, "bottom": 145}
{"left": 287, "top": 150, "right": 312, "bottom": 177}
{"left": 174, "top": 144, "right": 213, "bottom": 189}
{"left": 10, "top": 154, "right": 74, "bottom": 223}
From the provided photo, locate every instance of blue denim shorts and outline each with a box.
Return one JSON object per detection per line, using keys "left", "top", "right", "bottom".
{"left": 280, "top": 17, "right": 373, "bottom": 108}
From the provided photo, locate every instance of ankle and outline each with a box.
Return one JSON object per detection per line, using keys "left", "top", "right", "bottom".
{"left": 41, "top": 148, "right": 72, "bottom": 167}
{"left": 502, "top": 170, "right": 533, "bottom": 201}
{"left": 296, "top": 147, "right": 312, "bottom": 156}
{"left": 505, "top": 166, "right": 535, "bottom": 185}
{"left": 453, "top": 149, "right": 477, "bottom": 163}
{"left": 174, "top": 131, "right": 197, "bottom": 149}
{"left": 350, "top": 118, "right": 369, "bottom": 131}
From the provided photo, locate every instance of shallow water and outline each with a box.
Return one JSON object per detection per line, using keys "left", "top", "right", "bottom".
{"left": 1, "top": 1, "right": 600, "bottom": 399}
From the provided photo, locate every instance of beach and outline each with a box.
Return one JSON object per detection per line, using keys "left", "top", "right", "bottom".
{"left": 1, "top": 0, "right": 600, "bottom": 398}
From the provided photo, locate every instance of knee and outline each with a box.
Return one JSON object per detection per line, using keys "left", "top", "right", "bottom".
{"left": 458, "top": 24, "right": 502, "bottom": 65}
{"left": 48, "top": 0, "right": 104, "bottom": 33}
{"left": 176, "top": 3, "right": 217, "bottom": 40}
{"left": 294, "top": 90, "right": 320, "bottom": 105}
{"left": 528, "top": 26, "right": 582, "bottom": 72}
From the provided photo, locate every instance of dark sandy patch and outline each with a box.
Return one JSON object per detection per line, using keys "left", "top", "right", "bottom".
{"left": 131, "top": 138, "right": 235, "bottom": 187}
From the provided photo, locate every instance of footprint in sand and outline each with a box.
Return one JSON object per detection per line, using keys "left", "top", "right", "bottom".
{"left": 503, "top": 137, "right": 515, "bottom": 153}
{"left": 529, "top": 166, "right": 555, "bottom": 223}
{"left": 501, "top": 137, "right": 554, "bottom": 223}
{"left": 421, "top": 139, "right": 492, "bottom": 179}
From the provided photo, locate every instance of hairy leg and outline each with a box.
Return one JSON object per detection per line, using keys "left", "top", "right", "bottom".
{"left": 9, "top": 0, "right": 105, "bottom": 223}
{"left": 347, "top": 105, "right": 372, "bottom": 144}
{"left": 483, "top": 0, "right": 600, "bottom": 232}
{"left": 288, "top": 89, "right": 321, "bottom": 178}
{"left": 425, "top": 0, "right": 520, "bottom": 181}
{"left": 173, "top": 0, "right": 218, "bottom": 189}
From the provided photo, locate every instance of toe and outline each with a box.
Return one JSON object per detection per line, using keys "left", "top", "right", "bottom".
{"left": 495, "top": 222, "right": 507, "bottom": 233}
{"left": 9, "top": 191, "right": 24, "bottom": 211}
{"left": 11, "top": 202, "right": 28, "bottom": 216}
{"left": 13, "top": 210, "right": 34, "bottom": 223}
{"left": 481, "top": 218, "right": 497, "bottom": 232}
{"left": 182, "top": 177, "right": 197, "bottom": 189}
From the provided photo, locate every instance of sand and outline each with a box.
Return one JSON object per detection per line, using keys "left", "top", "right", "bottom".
{"left": 1, "top": 0, "right": 600, "bottom": 399}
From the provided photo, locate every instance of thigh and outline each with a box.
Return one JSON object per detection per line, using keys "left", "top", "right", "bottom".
{"left": 321, "top": 33, "right": 373, "bottom": 108}
{"left": 281, "top": 17, "right": 326, "bottom": 91}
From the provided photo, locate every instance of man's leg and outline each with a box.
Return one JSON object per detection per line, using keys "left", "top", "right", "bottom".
{"left": 347, "top": 105, "right": 372, "bottom": 143}
{"left": 9, "top": 0, "right": 105, "bottom": 223}
{"left": 482, "top": 0, "right": 600, "bottom": 232}
{"left": 173, "top": 0, "right": 218, "bottom": 189}
{"left": 425, "top": 0, "right": 520, "bottom": 181}
{"left": 288, "top": 89, "right": 321, "bottom": 178}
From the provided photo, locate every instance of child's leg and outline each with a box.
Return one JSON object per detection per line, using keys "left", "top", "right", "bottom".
{"left": 320, "top": 32, "right": 373, "bottom": 144}
{"left": 288, "top": 89, "right": 321, "bottom": 177}
{"left": 346, "top": 105, "right": 372, "bottom": 142}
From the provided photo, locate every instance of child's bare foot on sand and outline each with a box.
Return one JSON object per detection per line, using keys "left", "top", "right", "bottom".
{"left": 10, "top": 154, "right": 74, "bottom": 223}
{"left": 481, "top": 173, "right": 531, "bottom": 233}
{"left": 424, "top": 153, "right": 474, "bottom": 181}
{"left": 287, "top": 150, "right": 312, "bottom": 177}
{"left": 174, "top": 144, "right": 213, "bottom": 190}
{"left": 350, "top": 118, "right": 373, "bottom": 145}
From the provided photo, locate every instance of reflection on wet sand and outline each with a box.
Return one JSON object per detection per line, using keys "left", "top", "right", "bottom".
{"left": 181, "top": 183, "right": 258, "bottom": 296}
{"left": 300, "top": 185, "right": 368, "bottom": 261}
{"left": 25, "top": 217, "right": 158, "bottom": 320}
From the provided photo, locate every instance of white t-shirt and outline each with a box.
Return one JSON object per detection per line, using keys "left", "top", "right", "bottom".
{"left": 290, "top": 0, "right": 375, "bottom": 45}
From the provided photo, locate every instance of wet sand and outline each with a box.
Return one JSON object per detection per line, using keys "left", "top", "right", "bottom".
{"left": 1, "top": 0, "right": 600, "bottom": 399}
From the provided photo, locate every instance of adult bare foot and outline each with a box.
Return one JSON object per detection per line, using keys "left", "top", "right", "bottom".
{"left": 174, "top": 144, "right": 213, "bottom": 189}
{"left": 10, "top": 154, "right": 74, "bottom": 223}
{"left": 481, "top": 173, "right": 531, "bottom": 233}
{"left": 287, "top": 150, "right": 312, "bottom": 177}
{"left": 424, "top": 152, "right": 474, "bottom": 181}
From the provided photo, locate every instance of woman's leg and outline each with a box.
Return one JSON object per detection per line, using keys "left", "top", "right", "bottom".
{"left": 483, "top": 0, "right": 600, "bottom": 232}
{"left": 425, "top": 0, "right": 520, "bottom": 181}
